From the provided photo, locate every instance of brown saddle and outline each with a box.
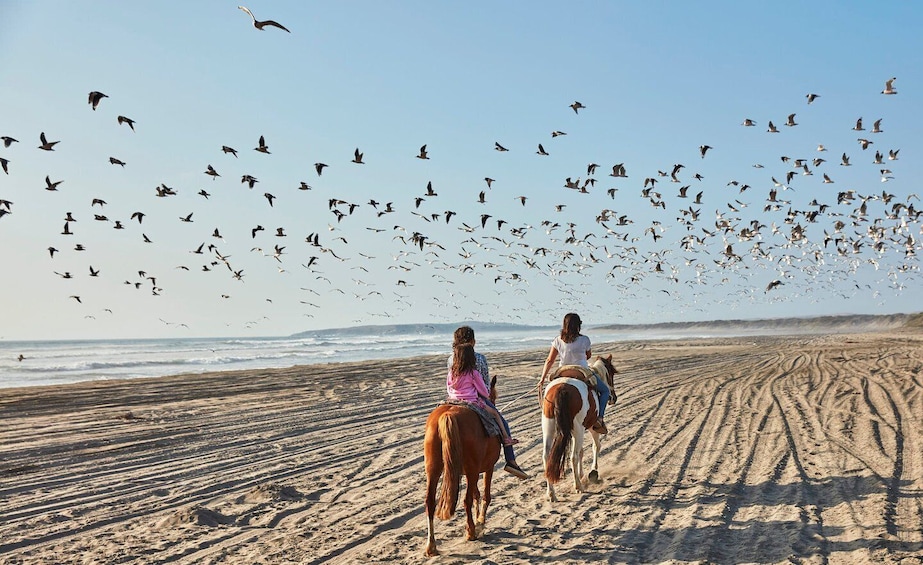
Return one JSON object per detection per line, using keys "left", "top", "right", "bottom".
{"left": 550, "top": 364, "right": 598, "bottom": 387}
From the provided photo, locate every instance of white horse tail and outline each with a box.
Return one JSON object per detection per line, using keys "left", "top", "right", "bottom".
{"left": 435, "top": 413, "right": 462, "bottom": 520}
{"left": 545, "top": 386, "right": 573, "bottom": 484}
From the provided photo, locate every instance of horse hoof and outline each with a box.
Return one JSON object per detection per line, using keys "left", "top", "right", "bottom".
{"left": 424, "top": 545, "right": 438, "bottom": 557}
{"left": 588, "top": 470, "right": 599, "bottom": 483}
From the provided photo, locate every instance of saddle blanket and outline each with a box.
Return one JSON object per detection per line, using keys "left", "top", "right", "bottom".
{"left": 439, "top": 399, "right": 501, "bottom": 438}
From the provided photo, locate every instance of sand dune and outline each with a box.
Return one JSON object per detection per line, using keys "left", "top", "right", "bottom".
{"left": 2, "top": 331, "right": 923, "bottom": 564}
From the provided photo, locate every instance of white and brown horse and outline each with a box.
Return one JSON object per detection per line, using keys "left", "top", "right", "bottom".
{"left": 423, "top": 377, "right": 500, "bottom": 556}
{"left": 541, "top": 355, "right": 617, "bottom": 501}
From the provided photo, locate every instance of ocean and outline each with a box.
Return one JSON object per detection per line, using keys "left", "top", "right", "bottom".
{"left": 0, "top": 322, "right": 847, "bottom": 389}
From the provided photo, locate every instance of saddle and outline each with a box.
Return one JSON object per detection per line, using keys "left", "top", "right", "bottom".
{"left": 550, "top": 364, "right": 599, "bottom": 387}
{"left": 440, "top": 399, "right": 501, "bottom": 438}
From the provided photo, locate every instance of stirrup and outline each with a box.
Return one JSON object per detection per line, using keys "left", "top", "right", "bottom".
{"left": 592, "top": 419, "right": 608, "bottom": 434}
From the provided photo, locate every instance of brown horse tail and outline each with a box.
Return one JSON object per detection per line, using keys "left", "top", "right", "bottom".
{"left": 435, "top": 413, "right": 462, "bottom": 520}
{"left": 545, "top": 386, "right": 573, "bottom": 484}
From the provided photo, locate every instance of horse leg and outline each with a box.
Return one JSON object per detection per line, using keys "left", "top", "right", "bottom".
{"left": 571, "top": 423, "right": 585, "bottom": 493}
{"left": 588, "top": 430, "right": 602, "bottom": 483}
{"left": 476, "top": 469, "right": 493, "bottom": 537}
{"left": 464, "top": 471, "right": 479, "bottom": 540}
{"left": 423, "top": 455, "right": 442, "bottom": 556}
{"left": 542, "top": 415, "right": 558, "bottom": 502}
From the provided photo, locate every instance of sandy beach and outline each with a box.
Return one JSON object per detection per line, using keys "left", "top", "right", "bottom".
{"left": 2, "top": 330, "right": 923, "bottom": 564}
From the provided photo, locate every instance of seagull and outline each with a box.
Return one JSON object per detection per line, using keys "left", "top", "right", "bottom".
{"left": 222, "top": 145, "right": 238, "bottom": 157}
{"left": 699, "top": 145, "right": 712, "bottom": 158}
{"left": 881, "top": 77, "right": 897, "bottom": 95}
{"left": 806, "top": 93, "right": 819, "bottom": 104}
{"left": 315, "top": 163, "right": 328, "bottom": 175}
{"left": 109, "top": 157, "right": 126, "bottom": 167}
{"left": 536, "top": 143, "right": 549, "bottom": 156}
{"left": 0, "top": 157, "right": 8, "bottom": 174}
{"left": 551, "top": 130, "right": 567, "bottom": 137}
{"left": 205, "top": 164, "right": 220, "bottom": 179}
{"left": 741, "top": 118, "right": 756, "bottom": 126}
{"left": 766, "top": 121, "right": 779, "bottom": 133}
{"left": 785, "top": 113, "right": 797, "bottom": 127}
{"left": 45, "top": 175, "right": 63, "bottom": 191}
{"left": 494, "top": 142, "right": 509, "bottom": 152}
{"left": 255, "top": 135, "right": 270, "bottom": 154}
{"left": 1, "top": 136, "right": 17, "bottom": 147}
{"left": 570, "top": 101, "right": 585, "bottom": 114}
{"left": 416, "top": 144, "right": 429, "bottom": 159}
{"left": 88, "top": 91, "right": 108, "bottom": 110}
{"left": 117, "top": 116, "right": 136, "bottom": 131}
{"left": 38, "top": 132, "right": 59, "bottom": 151}
{"left": 352, "top": 148, "right": 364, "bottom": 164}
{"left": 238, "top": 5, "right": 290, "bottom": 33}
{"left": 853, "top": 117, "right": 864, "bottom": 131}
{"left": 871, "top": 119, "right": 883, "bottom": 133}
{"left": 264, "top": 192, "right": 276, "bottom": 207}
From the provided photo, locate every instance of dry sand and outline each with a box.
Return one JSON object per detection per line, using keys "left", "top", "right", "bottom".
{"left": 2, "top": 331, "right": 923, "bottom": 564}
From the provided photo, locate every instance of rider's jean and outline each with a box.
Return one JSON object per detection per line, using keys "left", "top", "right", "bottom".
{"left": 596, "top": 379, "right": 610, "bottom": 420}
{"left": 483, "top": 398, "right": 515, "bottom": 463}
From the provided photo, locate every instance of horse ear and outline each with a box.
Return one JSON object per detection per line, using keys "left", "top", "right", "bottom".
{"left": 490, "top": 375, "right": 497, "bottom": 388}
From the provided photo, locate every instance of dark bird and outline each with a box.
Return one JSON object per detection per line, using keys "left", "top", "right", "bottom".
{"left": 0, "top": 157, "right": 8, "bottom": 174}
{"left": 551, "top": 130, "right": 567, "bottom": 137}
{"left": 198, "top": 189, "right": 210, "bottom": 199}
{"left": 766, "top": 121, "right": 779, "bottom": 133}
{"left": 180, "top": 212, "right": 193, "bottom": 222}
{"left": 785, "top": 113, "right": 797, "bottom": 127}
{"left": 352, "top": 148, "right": 364, "bottom": 164}
{"left": 91, "top": 198, "right": 107, "bottom": 207}
{"left": 298, "top": 181, "right": 311, "bottom": 190}
{"left": 205, "top": 165, "right": 220, "bottom": 179}
{"left": 241, "top": 174, "right": 258, "bottom": 188}
{"left": 48, "top": 246, "right": 58, "bottom": 258}
{"left": 255, "top": 135, "right": 270, "bottom": 154}
{"left": 109, "top": 157, "right": 126, "bottom": 167}
{"left": 570, "top": 101, "right": 585, "bottom": 114}
{"left": 252, "top": 225, "right": 264, "bottom": 238}
{"left": 2, "top": 136, "right": 19, "bottom": 147}
{"left": 806, "top": 93, "right": 819, "bottom": 104}
{"left": 766, "top": 280, "right": 784, "bottom": 292}
{"left": 89, "top": 266, "right": 100, "bottom": 277}
{"left": 480, "top": 214, "right": 491, "bottom": 228}
{"left": 45, "top": 175, "right": 63, "bottom": 191}
{"left": 315, "top": 162, "right": 328, "bottom": 176}
{"left": 536, "top": 143, "right": 549, "bottom": 156}
{"left": 88, "top": 91, "right": 108, "bottom": 111}
{"left": 494, "top": 142, "right": 509, "bottom": 152}
{"left": 425, "top": 181, "right": 437, "bottom": 196}
{"left": 264, "top": 192, "right": 276, "bottom": 206}
{"left": 416, "top": 144, "right": 429, "bottom": 160}
{"left": 117, "top": 115, "right": 136, "bottom": 130}
{"left": 484, "top": 177, "right": 495, "bottom": 188}
{"left": 222, "top": 145, "right": 238, "bottom": 157}
{"left": 699, "top": 145, "right": 712, "bottom": 158}
{"left": 130, "top": 211, "right": 145, "bottom": 224}
{"left": 38, "top": 132, "right": 59, "bottom": 151}
{"left": 239, "top": 5, "right": 291, "bottom": 32}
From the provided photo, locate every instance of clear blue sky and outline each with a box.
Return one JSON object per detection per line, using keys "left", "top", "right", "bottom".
{"left": 1, "top": 1, "right": 921, "bottom": 340}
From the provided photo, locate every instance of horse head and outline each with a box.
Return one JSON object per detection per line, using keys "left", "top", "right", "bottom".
{"left": 594, "top": 354, "right": 617, "bottom": 405}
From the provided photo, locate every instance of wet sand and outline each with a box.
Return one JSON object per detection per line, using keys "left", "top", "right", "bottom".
{"left": 1, "top": 330, "right": 922, "bottom": 564}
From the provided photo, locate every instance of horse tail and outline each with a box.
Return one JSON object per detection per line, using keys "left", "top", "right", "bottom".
{"left": 435, "top": 413, "right": 462, "bottom": 520}
{"left": 545, "top": 386, "right": 573, "bottom": 484}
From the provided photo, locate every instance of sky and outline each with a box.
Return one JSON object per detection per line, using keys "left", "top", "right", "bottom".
{"left": 0, "top": 1, "right": 921, "bottom": 340}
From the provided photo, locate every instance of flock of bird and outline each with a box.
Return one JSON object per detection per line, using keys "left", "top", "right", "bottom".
{"left": 1, "top": 8, "right": 919, "bottom": 337}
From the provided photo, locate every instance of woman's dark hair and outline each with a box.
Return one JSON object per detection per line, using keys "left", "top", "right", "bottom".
{"left": 451, "top": 326, "right": 477, "bottom": 377}
{"left": 560, "top": 313, "right": 582, "bottom": 343}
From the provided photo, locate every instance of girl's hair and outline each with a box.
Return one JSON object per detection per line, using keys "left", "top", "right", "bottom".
{"left": 560, "top": 313, "right": 582, "bottom": 343}
{"left": 451, "top": 326, "right": 477, "bottom": 377}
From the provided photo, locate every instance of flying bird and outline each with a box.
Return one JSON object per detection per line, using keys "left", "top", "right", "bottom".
{"left": 117, "top": 115, "right": 135, "bottom": 130}
{"left": 881, "top": 77, "right": 897, "bottom": 95}
{"left": 494, "top": 142, "right": 509, "bottom": 152}
{"left": 1, "top": 136, "right": 17, "bottom": 147}
{"left": 45, "top": 175, "right": 63, "bottom": 191}
{"left": 109, "top": 157, "right": 126, "bottom": 167}
{"left": 699, "top": 145, "right": 712, "bottom": 158}
{"left": 88, "top": 91, "right": 108, "bottom": 111}
{"left": 352, "top": 148, "right": 364, "bottom": 164}
{"left": 238, "top": 5, "right": 291, "bottom": 33}
{"left": 536, "top": 143, "right": 549, "bottom": 156}
{"left": 0, "top": 157, "right": 8, "bottom": 175}
{"left": 315, "top": 163, "right": 328, "bottom": 176}
{"left": 255, "top": 135, "right": 270, "bottom": 154}
{"left": 416, "top": 144, "right": 429, "bottom": 159}
{"left": 570, "top": 101, "right": 585, "bottom": 114}
{"left": 38, "top": 132, "right": 59, "bottom": 151}
{"left": 806, "top": 93, "right": 819, "bottom": 104}
{"left": 222, "top": 145, "right": 238, "bottom": 157}
{"left": 205, "top": 164, "right": 220, "bottom": 179}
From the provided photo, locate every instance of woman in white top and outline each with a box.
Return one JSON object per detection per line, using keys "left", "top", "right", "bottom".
{"left": 539, "top": 313, "right": 610, "bottom": 433}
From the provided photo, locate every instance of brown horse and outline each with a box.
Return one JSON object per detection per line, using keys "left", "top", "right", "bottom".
{"left": 541, "top": 355, "right": 617, "bottom": 502}
{"left": 423, "top": 378, "right": 500, "bottom": 556}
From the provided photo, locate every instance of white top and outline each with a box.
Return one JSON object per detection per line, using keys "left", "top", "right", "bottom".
{"left": 552, "top": 335, "right": 591, "bottom": 367}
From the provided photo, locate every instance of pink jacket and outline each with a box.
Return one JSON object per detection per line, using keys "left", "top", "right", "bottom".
{"left": 447, "top": 369, "right": 489, "bottom": 406}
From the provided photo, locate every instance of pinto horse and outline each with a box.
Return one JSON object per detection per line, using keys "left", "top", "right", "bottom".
{"left": 541, "top": 355, "right": 617, "bottom": 502}
{"left": 423, "top": 377, "right": 500, "bottom": 556}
